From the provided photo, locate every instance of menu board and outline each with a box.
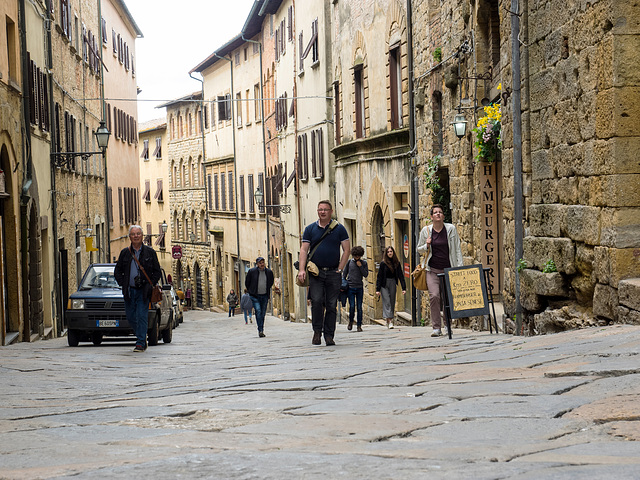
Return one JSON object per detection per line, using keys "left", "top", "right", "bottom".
{"left": 443, "top": 264, "right": 490, "bottom": 319}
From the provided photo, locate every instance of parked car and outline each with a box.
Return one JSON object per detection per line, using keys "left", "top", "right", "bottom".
{"left": 170, "top": 286, "right": 184, "bottom": 326}
{"left": 66, "top": 264, "right": 174, "bottom": 346}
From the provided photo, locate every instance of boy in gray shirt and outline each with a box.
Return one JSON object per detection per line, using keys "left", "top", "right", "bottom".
{"left": 343, "top": 246, "right": 369, "bottom": 331}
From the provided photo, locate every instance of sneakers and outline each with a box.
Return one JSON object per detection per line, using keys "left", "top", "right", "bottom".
{"left": 133, "top": 344, "right": 146, "bottom": 352}
{"left": 386, "top": 319, "right": 394, "bottom": 329}
{"left": 357, "top": 326, "right": 363, "bottom": 332}
{"left": 312, "top": 332, "right": 322, "bottom": 345}
{"left": 258, "top": 331, "right": 266, "bottom": 338}
{"left": 431, "top": 329, "right": 442, "bottom": 337}
{"left": 389, "top": 321, "right": 394, "bottom": 329}
{"left": 347, "top": 320, "right": 353, "bottom": 331}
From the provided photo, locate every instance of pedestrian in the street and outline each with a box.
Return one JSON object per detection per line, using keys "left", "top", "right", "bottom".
{"left": 245, "top": 256, "right": 274, "bottom": 338}
{"left": 240, "top": 289, "right": 253, "bottom": 324}
{"left": 227, "top": 289, "right": 239, "bottom": 317}
{"left": 114, "top": 225, "right": 161, "bottom": 352}
{"left": 375, "top": 246, "right": 406, "bottom": 329}
{"left": 185, "top": 287, "right": 192, "bottom": 308}
{"left": 297, "top": 200, "right": 350, "bottom": 346}
{"left": 343, "top": 245, "right": 368, "bottom": 332}
{"left": 417, "top": 203, "right": 463, "bottom": 337}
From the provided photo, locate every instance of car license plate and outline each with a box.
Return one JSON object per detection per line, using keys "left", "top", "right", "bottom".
{"left": 97, "top": 319, "right": 118, "bottom": 327}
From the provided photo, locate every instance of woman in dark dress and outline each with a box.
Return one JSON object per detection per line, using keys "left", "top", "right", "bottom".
{"left": 375, "top": 246, "right": 406, "bottom": 329}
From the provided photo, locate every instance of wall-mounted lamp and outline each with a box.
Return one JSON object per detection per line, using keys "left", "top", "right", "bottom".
{"left": 254, "top": 186, "right": 291, "bottom": 214}
{"left": 51, "top": 120, "right": 111, "bottom": 168}
{"left": 452, "top": 113, "right": 468, "bottom": 139}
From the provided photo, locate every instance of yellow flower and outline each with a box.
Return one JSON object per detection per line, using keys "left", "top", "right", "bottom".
{"left": 497, "top": 83, "right": 502, "bottom": 91}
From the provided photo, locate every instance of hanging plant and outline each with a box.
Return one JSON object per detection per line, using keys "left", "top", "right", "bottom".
{"left": 473, "top": 86, "right": 502, "bottom": 163}
{"left": 424, "top": 155, "right": 440, "bottom": 192}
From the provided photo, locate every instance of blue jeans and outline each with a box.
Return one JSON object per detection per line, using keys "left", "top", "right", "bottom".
{"left": 309, "top": 269, "right": 341, "bottom": 336}
{"left": 251, "top": 294, "right": 269, "bottom": 333}
{"left": 347, "top": 287, "right": 364, "bottom": 326}
{"left": 125, "top": 287, "right": 148, "bottom": 347}
{"left": 243, "top": 308, "right": 253, "bottom": 323}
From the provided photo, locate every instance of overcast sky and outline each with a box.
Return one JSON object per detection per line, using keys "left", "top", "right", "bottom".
{"left": 125, "top": 0, "right": 256, "bottom": 123}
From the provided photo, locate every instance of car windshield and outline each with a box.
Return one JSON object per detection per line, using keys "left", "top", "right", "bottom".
{"left": 80, "top": 265, "right": 120, "bottom": 289}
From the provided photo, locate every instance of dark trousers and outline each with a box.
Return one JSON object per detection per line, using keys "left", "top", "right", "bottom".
{"left": 250, "top": 293, "right": 269, "bottom": 333}
{"left": 125, "top": 287, "right": 148, "bottom": 346}
{"left": 347, "top": 287, "right": 364, "bottom": 326}
{"left": 309, "top": 269, "right": 341, "bottom": 336}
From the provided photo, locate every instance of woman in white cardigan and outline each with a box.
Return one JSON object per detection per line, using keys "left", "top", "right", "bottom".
{"left": 416, "top": 204, "right": 463, "bottom": 336}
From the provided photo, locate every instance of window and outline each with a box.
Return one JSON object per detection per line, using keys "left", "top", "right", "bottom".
{"left": 188, "top": 113, "right": 192, "bottom": 136}
{"left": 354, "top": 66, "right": 365, "bottom": 138}
{"left": 312, "top": 128, "right": 324, "bottom": 179}
{"left": 244, "top": 47, "right": 248, "bottom": 61}
{"left": 155, "top": 222, "right": 165, "bottom": 249}
{"left": 154, "top": 179, "right": 163, "bottom": 202}
{"left": 153, "top": 137, "right": 162, "bottom": 159}
{"left": 228, "top": 172, "right": 234, "bottom": 211}
{"left": 432, "top": 92, "right": 443, "bottom": 155}
{"left": 235, "top": 52, "right": 240, "bottom": 65}
{"left": 59, "top": 0, "right": 71, "bottom": 39}
{"left": 101, "top": 18, "right": 107, "bottom": 44}
{"left": 239, "top": 175, "right": 245, "bottom": 212}
{"left": 257, "top": 173, "right": 264, "bottom": 213}
{"left": 145, "top": 223, "right": 152, "bottom": 245}
{"left": 298, "top": 134, "right": 308, "bottom": 181}
{"left": 218, "top": 94, "right": 231, "bottom": 122}
{"left": 288, "top": 6, "right": 293, "bottom": 41}
{"left": 248, "top": 174, "right": 255, "bottom": 213}
{"left": 214, "top": 174, "right": 219, "bottom": 210}
{"left": 141, "top": 139, "right": 149, "bottom": 160}
{"left": 389, "top": 45, "right": 402, "bottom": 129}
{"left": 245, "top": 89, "right": 250, "bottom": 125}
{"left": 207, "top": 174, "right": 212, "bottom": 210}
{"left": 236, "top": 92, "right": 242, "bottom": 127}
{"left": 221, "top": 172, "right": 226, "bottom": 210}
{"left": 254, "top": 84, "right": 261, "bottom": 121}
{"left": 118, "top": 187, "right": 123, "bottom": 225}
{"left": 112, "top": 28, "right": 117, "bottom": 55}
{"left": 203, "top": 105, "right": 209, "bottom": 129}
{"left": 143, "top": 180, "right": 150, "bottom": 203}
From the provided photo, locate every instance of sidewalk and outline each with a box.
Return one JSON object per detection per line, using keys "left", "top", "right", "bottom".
{"left": 1, "top": 310, "right": 639, "bottom": 479}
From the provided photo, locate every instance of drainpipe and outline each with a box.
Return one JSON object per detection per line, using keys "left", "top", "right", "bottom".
{"left": 213, "top": 52, "right": 243, "bottom": 292}
{"left": 511, "top": 0, "right": 524, "bottom": 335}
{"left": 406, "top": 0, "right": 419, "bottom": 327}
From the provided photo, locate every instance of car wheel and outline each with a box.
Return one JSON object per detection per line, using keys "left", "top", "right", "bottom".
{"left": 91, "top": 332, "right": 103, "bottom": 345}
{"left": 148, "top": 314, "right": 159, "bottom": 346}
{"left": 68, "top": 329, "right": 81, "bottom": 347}
{"left": 162, "top": 317, "right": 173, "bottom": 343}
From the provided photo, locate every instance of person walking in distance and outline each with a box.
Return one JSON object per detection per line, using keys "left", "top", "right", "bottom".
{"left": 240, "top": 289, "right": 254, "bottom": 324}
{"left": 114, "top": 225, "right": 161, "bottom": 352}
{"left": 245, "top": 257, "right": 274, "bottom": 338}
{"left": 417, "top": 204, "right": 463, "bottom": 336}
{"left": 227, "top": 289, "right": 239, "bottom": 317}
{"left": 343, "top": 246, "right": 369, "bottom": 332}
{"left": 375, "top": 246, "right": 406, "bottom": 329}
{"left": 297, "top": 200, "right": 350, "bottom": 346}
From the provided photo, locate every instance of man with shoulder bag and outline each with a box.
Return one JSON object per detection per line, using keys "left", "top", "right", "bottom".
{"left": 297, "top": 200, "right": 350, "bottom": 346}
{"left": 114, "top": 225, "right": 162, "bottom": 352}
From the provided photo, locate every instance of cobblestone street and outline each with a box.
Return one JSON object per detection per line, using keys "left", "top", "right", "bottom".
{"left": 1, "top": 310, "right": 639, "bottom": 479}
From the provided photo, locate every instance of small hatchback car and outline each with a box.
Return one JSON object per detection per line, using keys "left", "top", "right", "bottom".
{"left": 66, "top": 264, "right": 174, "bottom": 347}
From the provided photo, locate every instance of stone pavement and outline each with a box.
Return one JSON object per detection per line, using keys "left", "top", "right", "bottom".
{"left": 1, "top": 310, "right": 639, "bottom": 479}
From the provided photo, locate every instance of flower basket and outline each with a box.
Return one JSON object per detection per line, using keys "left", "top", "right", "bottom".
{"left": 473, "top": 102, "right": 502, "bottom": 164}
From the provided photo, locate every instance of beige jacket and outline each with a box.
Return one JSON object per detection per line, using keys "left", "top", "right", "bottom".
{"left": 416, "top": 223, "right": 463, "bottom": 271}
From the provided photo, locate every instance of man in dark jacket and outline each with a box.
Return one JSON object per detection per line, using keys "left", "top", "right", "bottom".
{"left": 245, "top": 256, "right": 274, "bottom": 338}
{"left": 114, "top": 225, "right": 161, "bottom": 352}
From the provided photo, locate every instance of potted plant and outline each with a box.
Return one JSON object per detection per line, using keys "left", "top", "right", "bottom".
{"left": 473, "top": 88, "right": 502, "bottom": 163}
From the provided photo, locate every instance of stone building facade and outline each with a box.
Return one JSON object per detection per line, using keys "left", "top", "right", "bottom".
{"left": 331, "top": 0, "right": 413, "bottom": 325}
{"left": 411, "top": 0, "right": 640, "bottom": 332}
{"left": 162, "top": 93, "right": 212, "bottom": 309}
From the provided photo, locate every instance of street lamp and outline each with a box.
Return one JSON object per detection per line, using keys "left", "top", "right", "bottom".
{"left": 161, "top": 220, "right": 168, "bottom": 234}
{"left": 254, "top": 186, "right": 291, "bottom": 214}
{"left": 51, "top": 120, "right": 111, "bottom": 168}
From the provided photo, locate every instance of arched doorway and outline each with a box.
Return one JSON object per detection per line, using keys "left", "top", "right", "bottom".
{"left": 216, "top": 246, "right": 223, "bottom": 303}
{"left": 371, "top": 204, "right": 385, "bottom": 319}
{"left": 194, "top": 262, "right": 203, "bottom": 308}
